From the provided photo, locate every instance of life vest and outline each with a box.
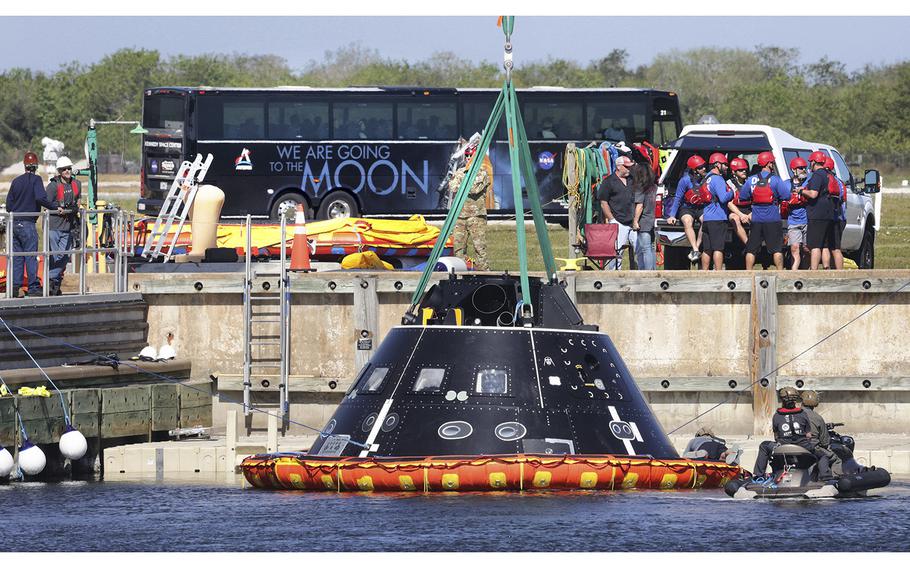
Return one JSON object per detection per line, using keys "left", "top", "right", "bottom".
{"left": 55, "top": 178, "right": 80, "bottom": 205}
{"left": 729, "top": 178, "right": 750, "bottom": 207}
{"left": 827, "top": 171, "right": 842, "bottom": 200}
{"left": 683, "top": 173, "right": 712, "bottom": 206}
{"left": 782, "top": 180, "right": 808, "bottom": 217}
{"left": 751, "top": 174, "right": 777, "bottom": 205}
{"left": 634, "top": 141, "right": 661, "bottom": 176}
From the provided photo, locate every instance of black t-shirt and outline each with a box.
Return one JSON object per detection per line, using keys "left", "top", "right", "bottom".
{"left": 804, "top": 169, "right": 834, "bottom": 220}
{"left": 596, "top": 173, "right": 634, "bottom": 225}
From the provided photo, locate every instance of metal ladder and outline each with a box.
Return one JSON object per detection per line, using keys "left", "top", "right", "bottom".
{"left": 142, "top": 153, "right": 214, "bottom": 262}
{"left": 241, "top": 214, "right": 291, "bottom": 428}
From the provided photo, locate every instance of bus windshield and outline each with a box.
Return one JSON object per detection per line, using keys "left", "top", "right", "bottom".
{"left": 138, "top": 87, "right": 682, "bottom": 221}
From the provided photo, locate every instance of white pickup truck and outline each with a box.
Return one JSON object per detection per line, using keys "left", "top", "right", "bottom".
{"left": 656, "top": 124, "right": 882, "bottom": 269}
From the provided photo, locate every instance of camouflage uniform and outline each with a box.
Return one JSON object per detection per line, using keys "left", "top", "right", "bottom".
{"left": 449, "top": 164, "right": 490, "bottom": 270}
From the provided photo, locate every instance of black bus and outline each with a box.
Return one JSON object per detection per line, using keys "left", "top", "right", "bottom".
{"left": 138, "top": 86, "right": 681, "bottom": 220}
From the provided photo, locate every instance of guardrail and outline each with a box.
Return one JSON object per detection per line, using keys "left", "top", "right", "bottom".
{"left": 1, "top": 208, "right": 136, "bottom": 298}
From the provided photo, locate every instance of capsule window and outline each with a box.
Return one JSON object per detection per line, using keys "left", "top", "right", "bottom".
{"left": 359, "top": 367, "right": 390, "bottom": 394}
{"left": 413, "top": 368, "right": 446, "bottom": 393}
{"left": 475, "top": 369, "right": 509, "bottom": 395}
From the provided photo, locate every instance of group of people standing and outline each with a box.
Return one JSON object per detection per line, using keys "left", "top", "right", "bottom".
{"left": 595, "top": 155, "right": 660, "bottom": 270}
{"left": 663, "top": 150, "right": 847, "bottom": 270}
{"left": 4, "top": 152, "right": 81, "bottom": 297}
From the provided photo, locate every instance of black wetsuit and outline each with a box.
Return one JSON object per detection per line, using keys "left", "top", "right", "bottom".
{"left": 753, "top": 407, "right": 833, "bottom": 479}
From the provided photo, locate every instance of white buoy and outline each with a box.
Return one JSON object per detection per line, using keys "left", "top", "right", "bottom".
{"left": 0, "top": 446, "right": 14, "bottom": 477}
{"left": 18, "top": 441, "right": 46, "bottom": 476}
{"left": 59, "top": 426, "right": 88, "bottom": 461}
{"left": 435, "top": 257, "right": 468, "bottom": 273}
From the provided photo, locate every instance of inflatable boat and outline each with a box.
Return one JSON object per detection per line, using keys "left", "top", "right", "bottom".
{"left": 241, "top": 273, "right": 742, "bottom": 492}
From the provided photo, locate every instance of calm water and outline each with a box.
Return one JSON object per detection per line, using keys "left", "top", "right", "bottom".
{"left": 2, "top": 477, "right": 909, "bottom": 552}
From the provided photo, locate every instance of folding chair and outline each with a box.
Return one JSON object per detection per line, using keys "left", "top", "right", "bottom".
{"left": 583, "top": 223, "right": 619, "bottom": 270}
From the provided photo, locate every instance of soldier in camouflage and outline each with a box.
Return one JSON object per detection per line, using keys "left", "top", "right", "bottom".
{"left": 449, "top": 147, "right": 491, "bottom": 270}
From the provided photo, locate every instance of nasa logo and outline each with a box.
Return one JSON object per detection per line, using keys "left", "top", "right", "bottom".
{"left": 235, "top": 148, "right": 253, "bottom": 171}
{"left": 538, "top": 151, "right": 555, "bottom": 170}
{"left": 149, "top": 159, "right": 159, "bottom": 175}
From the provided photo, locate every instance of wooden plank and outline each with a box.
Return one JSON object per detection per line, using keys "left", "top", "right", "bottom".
{"left": 353, "top": 275, "right": 379, "bottom": 374}
{"left": 69, "top": 389, "right": 100, "bottom": 440}
{"left": 151, "top": 384, "right": 179, "bottom": 432}
{"left": 0, "top": 397, "right": 18, "bottom": 445}
{"left": 751, "top": 275, "right": 778, "bottom": 437}
{"left": 563, "top": 274, "right": 577, "bottom": 305}
{"left": 634, "top": 377, "right": 752, "bottom": 392}
{"left": 778, "top": 376, "right": 910, "bottom": 391}
{"left": 215, "top": 374, "right": 351, "bottom": 393}
{"left": 19, "top": 396, "right": 66, "bottom": 444}
{"left": 574, "top": 275, "right": 753, "bottom": 293}
{"left": 776, "top": 277, "right": 910, "bottom": 294}
{"left": 180, "top": 404, "right": 212, "bottom": 429}
{"left": 101, "top": 386, "right": 150, "bottom": 438}
{"left": 178, "top": 382, "right": 212, "bottom": 408}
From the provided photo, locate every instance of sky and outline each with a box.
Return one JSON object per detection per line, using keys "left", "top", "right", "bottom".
{"left": 1, "top": 15, "right": 908, "bottom": 75}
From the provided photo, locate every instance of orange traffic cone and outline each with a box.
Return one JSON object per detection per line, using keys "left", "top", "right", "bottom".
{"left": 289, "top": 204, "right": 314, "bottom": 272}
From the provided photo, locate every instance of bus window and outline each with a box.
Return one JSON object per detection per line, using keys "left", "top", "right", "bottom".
{"left": 224, "top": 101, "right": 265, "bottom": 139}
{"left": 143, "top": 95, "right": 185, "bottom": 131}
{"left": 524, "top": 101, "right": 583, "bottom": 140}
{"left": 650, "top": 96, "right": 681, "bottom": 144}
{"left": 333, "top": 102, "right": 393, "bottom": 140}
{"left": 651, "top": 118, "right": 679, "bottom": 145}
{"left": 462, "top": 100, "right": 505, "bottom": 139}
{"left": 587, "top": 99, "right": 647, "bottom": 143}
{"left": 268, "top": 101, "right": 329, "bottom": 140}
{"left": 397, "top": 102, "right": 456, "bottom": 140}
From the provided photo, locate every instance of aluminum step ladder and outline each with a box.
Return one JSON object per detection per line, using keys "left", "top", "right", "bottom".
{"left": 142, "top": 153, "right": 214, "bottom": 262}
{"left": 241, "top": 214, "right": 291, "bottom": 429}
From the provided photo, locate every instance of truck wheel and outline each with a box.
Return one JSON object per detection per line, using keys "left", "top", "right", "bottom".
{"left": 318, "top": 191, "right": 359, "bottom": 220}
{"left": 269, "top": 192, "right": 309, "bottom": 223}
{"left": 663, "top": 246, "right": 691, "bottom": 270}
{"left": 857, "top": 228, "right": 875, "bottom": 269}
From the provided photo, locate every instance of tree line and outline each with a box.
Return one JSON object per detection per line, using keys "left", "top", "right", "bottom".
{"left": 1, "top": 45, "right": 908, "bottom": 173}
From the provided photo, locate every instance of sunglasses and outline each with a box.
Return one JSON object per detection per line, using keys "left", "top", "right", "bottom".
{"left": 59, "top": 167, "right": 72, "bottom": 171}
{"left": 733, "top": 168, "right": 747, "bottom": 172}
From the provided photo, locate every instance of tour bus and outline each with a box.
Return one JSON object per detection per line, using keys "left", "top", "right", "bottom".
{"left": 138, "top": 86, "right": 682, "bottom": 220}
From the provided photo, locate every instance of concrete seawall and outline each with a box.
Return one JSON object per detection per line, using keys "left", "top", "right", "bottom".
{"left": 110, "top": 269, "right": 910, "bottom": 439}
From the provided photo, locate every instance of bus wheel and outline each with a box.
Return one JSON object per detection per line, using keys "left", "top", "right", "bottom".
{"left": 319, "top": 191, "right": 359, "bottom": 220}
{"left": 270, "top": 193, "right": 309, "bottom": 222}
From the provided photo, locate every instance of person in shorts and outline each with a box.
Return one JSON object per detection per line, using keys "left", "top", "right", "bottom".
{"left": 738, "top": 152, "right": 790, "bottom": 270}
{"left": 800, "top": 151, "right": 838, "bottom": 270}
{"left": 699, "top": 153, "right": 733, "bottom": 270}
{"left": 726, "top": 157, "right": 751, "bottom": 246}
{"left": 666, "top": 154, "right": 708, "bottom": 262}
{"left": 786, "top": 157, "right": 810, "bottom": 270}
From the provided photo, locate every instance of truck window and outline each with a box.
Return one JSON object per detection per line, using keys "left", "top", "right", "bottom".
{"left": 829, "top": 150, "right": 853, "bottom": 186}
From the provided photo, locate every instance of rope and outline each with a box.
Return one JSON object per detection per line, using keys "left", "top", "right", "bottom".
{"left": 667, "top": 278, "right": 910, "bottom": 435}
{"left": 0, "top": 315, "right": 71, "bottom": 425}
{"left": 0, "top": 320, "right": 370, "bottom": 450}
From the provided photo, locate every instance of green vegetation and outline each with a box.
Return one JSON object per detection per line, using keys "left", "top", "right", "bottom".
{"left": 1, "top": 45, "right": 909, "bottom": 176}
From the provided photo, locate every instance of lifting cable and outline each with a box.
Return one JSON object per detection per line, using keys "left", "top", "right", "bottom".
{"left": 666, "top": 278, "right": 910, "bottom": 435}
{"left": 0, "top": 319, "right": 370, "bottom": 450}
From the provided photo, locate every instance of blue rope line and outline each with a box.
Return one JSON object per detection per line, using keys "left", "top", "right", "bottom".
{"left": 0, "top": 315, "right": 71, "bottom": 425}
{"left": 1, "top": 320, "right": 369, "bottom": 450}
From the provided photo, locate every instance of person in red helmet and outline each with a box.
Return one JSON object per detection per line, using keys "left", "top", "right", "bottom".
{"left": 738, "top": 151, "right": 790, "bottom": 270}
{"left": 823, "top": 156, "right": 846, "bottom": 270}
{"left": 4, "top": 152, "right": 60, "bottom": 297}
{"left": 666, "top": 154, "right": 708, "bottom": 263}
{"left": 799, "top": 151, "right": 838, "bottom": 270}
{"left": 787, "top": 157, "right": 810, "bottom": 270}
{"left": 698, "top": 153, "right": 733, "bottom": 270}
{"left": 726, "top": 157, "right": 751, "bottom": 246}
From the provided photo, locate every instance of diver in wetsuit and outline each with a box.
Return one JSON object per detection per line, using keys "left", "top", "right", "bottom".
{"left": 752, "top": 387, "right": 834, "bottom": 480}
{"left": 800, "top": 390, "right": 843, "bottom": 476}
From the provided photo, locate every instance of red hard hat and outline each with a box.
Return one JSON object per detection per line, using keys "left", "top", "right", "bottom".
{"left": 708, "top": 152, "right": 728, "bottom": 165}
{"left": 686, "top": 155, "right": 706, "bottom": 170}
{"left": 824, "top": 157, "right": 835, "bottom": 170}
{"left": 809, "top": 150, "right": 828, "bottom": 164}
{"left": 730, "top": 157, "right": 748, "bottom": 171}
{"left": 757, "top": 151, "right": 775, "bottom": 167}
{"left": 23, "top": 152, "right": 39, "bottom": 166}
{"left": 789, "top": 157, "right": 808, "bottom": 170}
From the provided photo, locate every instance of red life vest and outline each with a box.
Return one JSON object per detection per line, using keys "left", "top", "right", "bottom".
{"left": 56, "top": 179, "right": 80, "bottom": 203}
{"left": 827, "top": 171, "right": 842, "bottom": 200}
{"left": 683, "top": 174, "right": 712, "bottom": 206}
{"left": 729, "top": 179, "right": 750, "bottom": 207}
{"left": 751, "top": 175, "right": 777, "bottom": 205}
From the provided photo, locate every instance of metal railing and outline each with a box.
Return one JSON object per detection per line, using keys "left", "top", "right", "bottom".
{"left": 1, "top": 208, "right": 136, "bottom": 299}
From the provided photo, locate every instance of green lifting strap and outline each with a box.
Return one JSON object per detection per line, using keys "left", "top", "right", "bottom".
{"left": 77, "top": 123, "right": 99, "bottom": 224}
{"left": 407, "top": 17, "right": 558, "bottom": 321}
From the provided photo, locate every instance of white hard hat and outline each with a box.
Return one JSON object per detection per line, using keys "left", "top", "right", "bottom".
{"left": 56, "top": 156, "right": 74, "bottom": 170}
{"left": 158, "top": 344, "right": 176, "bottom": 360}
{"left": 139, "top": 345, "right": 158, "bottom": 360}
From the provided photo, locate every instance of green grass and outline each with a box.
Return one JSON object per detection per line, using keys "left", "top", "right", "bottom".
{"left": 876, "top": 194, "right": 910, "bottom": 269}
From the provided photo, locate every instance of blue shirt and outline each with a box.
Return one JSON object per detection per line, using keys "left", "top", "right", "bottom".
{"left": 787, "top": 177, "right": 808, "bottom": 226}
{"left": 5, "top": 171, "right": 55, "bottom": 219}
{"left": 739, "top": 171, "right": 790, "bottom": 223}
{"left": 833, "top": 177, "right": 846, "bottom": 221}
{"left": 667, "top": 172, "right": 700, "bottom": 219}
{"left": 702, "top": 173, "right": 733, "bottom": 222}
